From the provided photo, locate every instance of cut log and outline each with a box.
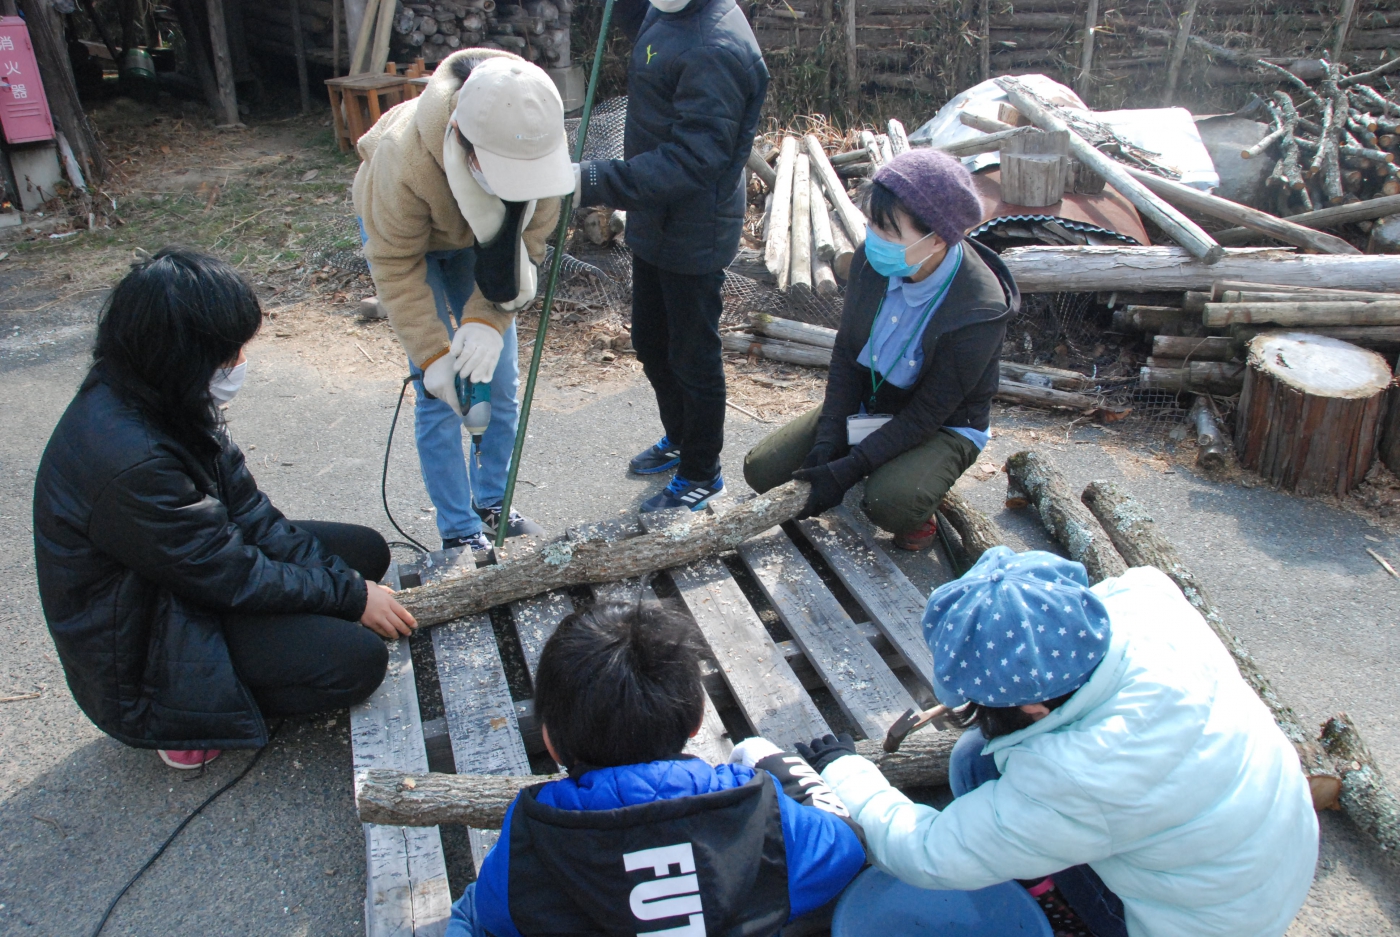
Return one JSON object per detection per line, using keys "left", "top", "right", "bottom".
{"left": 1000, "top": 246, "right": 1400, "bottom": 293}
{"left": 809, "top": 177, "right": 835, "bottom": 262}
{"left": 1080, "top": 480, "right": 1343, "bottom": 810}
{"left": 1075, "top": 0, "right": 1099, "bottom": 93}
{"left": 356, "top": 727, "right": 958, "bottom": 828}
{"left": 721, "top": 333, "right": 832, "bottom": 368}
{"left": 1000, "top": 361, "right": 1094, "bottom": 390}
{"left": 1139, "top": 362, "right": 1245, "bottom": 394}
{"left": 830, "top": 147, "right": 869, "bottom": 166}
{"left": 1116, "top": 304, "right": 1195, "bottom": 333}
{"left": 1190, "top": 396, "right": 1229, "bottom": 469}
{"left": 1229, "top": 324, "right": 1400, "bottom": 350}
{"left": 746, "top": 146, "right": 777, "bottom": 190}
{"left": 1382, "top": 359, "right": 1400, "bottom": 476}
{"left": 750, "top": 315, "right": 836, "bottom": 349}
{"left": 396, "top": 481, "right": 809, "bottom": 628}
{"left": 1001, "top": 130, "right": 1070, "bottom": 209}
{"left": 1123, "top": 167, "right": 1361, "bottom": 255}
{"left": 1005, "top": 450, "right": 1128, "bottom": 584}
{"left": 206, "top": 0, "right": 243, "bottom": 125}
{"left": 1146, "top": 357, "right": 1186, "bottom": 370}
{"left": 1235, "top": 332, "right": 1392, "bottom": 497}
{"left": 1203, "top": 300, "right": 1400, "bottom": 328}
{"left": 859, "top": 130, "right": 884, "bottom": 169}
{"left": 1151, "top": 335, "right": 1237, "bottom": 361}
{"left": 1214, "top": 193, "right": 1400, "bottom": 244}
{"left": 997, "top": 78, "right": 1224, "bottom": 263}
{"left": 765, "top": 137, "right": 798, "bottom": 289}
{"left": 996, "top": 380, "right": 1117, "bottom": 414}
{"left": 807, "top": 135, "right": 866, "bottom": 248}
{"left": 812, "top": 239, "right": 839, "bottom": 297}
{"left": 1321, "top": 713, "right": 1400, "bottom": 863}
{"left": 789, "top": 153, "right": 813, "bottom": 293}
{"left": 829, "top": 207, "right": 855, "bottom": 279}
{"left": 1210, "top": 279, "right": 1397, "bottom": 300}
{"left": 1217, "top": 289, "right": 1400, "bottom": 304}
{"left": 938, "top": 489, "right": 1005, "bottom": 563}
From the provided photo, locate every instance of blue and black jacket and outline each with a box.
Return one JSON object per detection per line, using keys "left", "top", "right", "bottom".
{"left": 450, "top": 755, "right": 866, "bottom": 936}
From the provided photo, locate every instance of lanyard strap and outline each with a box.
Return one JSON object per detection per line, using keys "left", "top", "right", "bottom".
{"left": 867, "top": 269, "right": 957, "bottom": 402}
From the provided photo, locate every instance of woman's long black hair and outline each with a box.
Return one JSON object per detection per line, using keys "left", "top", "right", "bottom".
{"left": 92, "top": 247, "right": 262, "bottom": 451}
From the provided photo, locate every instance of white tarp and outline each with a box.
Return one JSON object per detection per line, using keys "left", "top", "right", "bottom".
{"left": 909, "top": 74, "right": 1220, "bottom": 191}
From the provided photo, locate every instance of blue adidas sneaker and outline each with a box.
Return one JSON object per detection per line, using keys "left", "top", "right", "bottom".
{"left": 628, "top": 435, "right": 682, "bottom": 475}
{"left": 640, "top": 473, "right": 725, "bottom": 513}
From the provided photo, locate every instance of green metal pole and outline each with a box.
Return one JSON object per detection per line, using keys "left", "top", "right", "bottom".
{"left": 495, "top": 0, "right": 617, "bottom": 547}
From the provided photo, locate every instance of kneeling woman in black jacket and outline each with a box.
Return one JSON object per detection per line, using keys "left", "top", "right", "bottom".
{"left": 33, "top": 248, "right": 414, "bottom": 769}
{"left": 745, "top": 149, "right": 1017, "bottom": 550}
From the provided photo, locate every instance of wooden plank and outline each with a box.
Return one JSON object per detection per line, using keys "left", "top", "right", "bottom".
{"left": 736, "top": 527, "right": 917, "bottom": 739}
{"left": 640, "top": 509, "right": 828, "bottom": 747}
{"left": 796, "top": 508, "right": 936, "bottom": 691}
{"left": 433, "top": 613, "right": 532, "bottom": 874}
{"left": 351, "top": 563, "right": 452, "bottom": 937}
{"left": 510, "top": 590, "right": 575, "bottom": 677}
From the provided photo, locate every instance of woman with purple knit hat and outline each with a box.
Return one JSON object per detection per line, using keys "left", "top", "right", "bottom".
{"left": 744, "top": 148, "right": 1013, "bottom": 550}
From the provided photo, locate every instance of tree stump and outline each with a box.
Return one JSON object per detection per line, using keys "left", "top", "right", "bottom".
{"left": 1236, "top": 332, "right": 1392, "bottom": 497}
{"left": 1380, "top": 358, "right": 1400, "bottom": 476}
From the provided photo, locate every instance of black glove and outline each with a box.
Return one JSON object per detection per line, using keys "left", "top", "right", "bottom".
{"left": 795, "top": 733, "right": 858, "bottom": 773}
{"left": 800, "top": 442, "right": 836, "bottom": 470}
{"left": 791, "top": 450, "right": 870, "bottom": 519}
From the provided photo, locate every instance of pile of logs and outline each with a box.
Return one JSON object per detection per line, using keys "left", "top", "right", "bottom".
{"left": 721, "top": 312, "right": 1132, "bottom": 420}
{"left": 395, "top": 0, "right": 572, "bottom": 65}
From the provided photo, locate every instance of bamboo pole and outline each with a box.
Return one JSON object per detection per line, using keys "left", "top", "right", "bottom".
{"left": 997, "top": 78, "right": 1224, "bottom": 263}
{"left": 1075, "top": 0, "right": 1100, "bottom": 96}
{"left": 765, "top": 137, "right": 798, "bottom": 289}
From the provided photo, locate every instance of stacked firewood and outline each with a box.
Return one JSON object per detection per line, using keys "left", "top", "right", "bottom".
{"left": 1235, "top": 62, "right": 1400, "bottom": 216}
{"left": 395, "top": 0, "right": 572, "bottom": 66}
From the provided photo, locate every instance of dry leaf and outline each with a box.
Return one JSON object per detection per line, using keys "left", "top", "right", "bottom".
{"left": 301, "top": 169, "right": 319, "bottom": 182}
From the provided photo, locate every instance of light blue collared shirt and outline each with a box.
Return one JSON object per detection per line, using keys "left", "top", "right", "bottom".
{"left": 856, "top": 242, "right": 989, "bottom": 449}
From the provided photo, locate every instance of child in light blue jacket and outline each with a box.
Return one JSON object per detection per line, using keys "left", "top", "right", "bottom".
{"left": 794, "top": 547, "right": 1318, "bottom": 937}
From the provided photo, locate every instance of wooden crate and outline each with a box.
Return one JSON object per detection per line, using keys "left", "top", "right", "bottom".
{"left": 350, "top": 506, "right": 943, "bottom": 936}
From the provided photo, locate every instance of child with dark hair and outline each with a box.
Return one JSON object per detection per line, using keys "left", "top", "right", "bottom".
{"left": 446, "top": 600, "right": 866, "bottom": 937}
{"left": 33, "top": 247, "right": 413, "bottom": 770}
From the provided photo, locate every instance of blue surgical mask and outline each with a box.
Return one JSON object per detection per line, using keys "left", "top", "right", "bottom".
{"left": 864, "top": 226, "right": 937, "bottom": 279}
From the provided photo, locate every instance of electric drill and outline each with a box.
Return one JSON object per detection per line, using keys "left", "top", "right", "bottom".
{"left": 456, "top": 373, "right": 492, "bottom": 452}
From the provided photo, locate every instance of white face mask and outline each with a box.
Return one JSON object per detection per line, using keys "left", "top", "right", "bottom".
{"left": 210, "top": 360, "right": 247, "bottom": 405}
{"left": 649, "top": 0, "right": 692, "bottom": 11}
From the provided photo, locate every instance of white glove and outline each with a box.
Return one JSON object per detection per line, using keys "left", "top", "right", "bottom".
{"left": 729, "top": 736, "right": 784, "bottom": 769}
{"left": 421, "top": 352, "right": 463, "bottom": 416}
{"left": 451, "top": 321, "right": 504, "bottom": 385}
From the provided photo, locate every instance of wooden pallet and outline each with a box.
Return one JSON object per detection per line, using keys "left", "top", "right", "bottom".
{"left": 350, "top": 506, "right": 942, "bottom": 937}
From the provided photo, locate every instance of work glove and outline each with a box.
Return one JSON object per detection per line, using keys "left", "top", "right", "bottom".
{"left": 796, "top": 733, "right": 858, "bottom": 773}
{"left": 792, "top": 449, "right": 870, "bottom": 519}
{"left": 729, "top": 736, "right": 784, "bottom": 769}
{"left": 451, "top": 320, "right": 504, "bottom": 385}
{"left": 800, "top": 441, "right": 837, "bottom": 470}
{"left": 421, "top": 351, "right": 463, "bottom": 416}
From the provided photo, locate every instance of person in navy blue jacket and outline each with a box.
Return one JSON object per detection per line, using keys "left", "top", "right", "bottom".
{"left": 447, "top": 600, "right": 866, "bottom": 936}
{"left": 574, "top": 0, "right": 769, "bottom": 515}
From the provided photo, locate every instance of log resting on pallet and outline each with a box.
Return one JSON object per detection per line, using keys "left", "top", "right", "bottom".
{"left": 1080, "top": 480, "right": 1344, "bottom": 810}
{"left": 356, "top": 729, "right": 959, "bottom": 827}
{"left": 1235, "top": 332, "right": 1391, "bottom": 498}
{"left": 395, "top": 481, "right": 810, "bottom": 628}
{"left": 1001, "top": 246, "right": 1400, "bottom": 294}
{"left": 1005, "top": 450, "right": 1128, "bottom": 584}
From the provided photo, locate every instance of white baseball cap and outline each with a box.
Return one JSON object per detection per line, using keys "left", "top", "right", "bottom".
{"left": 454, "top": 57, "right": 574, "bottom": 202}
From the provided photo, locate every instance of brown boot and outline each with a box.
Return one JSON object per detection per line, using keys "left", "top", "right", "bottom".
{"left": 893, "top": 516, "right": 938, "bottom": 551}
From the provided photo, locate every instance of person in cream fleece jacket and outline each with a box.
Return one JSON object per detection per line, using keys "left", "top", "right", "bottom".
{"left": 793, "top": 547, "right": 1318, "bottom": 937}
{"left": 353, "top": 50, "right": 569, "bottom": 551}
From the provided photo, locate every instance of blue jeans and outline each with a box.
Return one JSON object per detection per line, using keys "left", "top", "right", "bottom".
{"left": 950, "top": 728, "right": 1129, "bottom": 937}
{"left": 360, "top": 220, "right": 520, "bottom": 540}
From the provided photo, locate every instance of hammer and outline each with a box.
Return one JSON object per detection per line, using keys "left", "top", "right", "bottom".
{"left": 883, "top": 704, "right": 951, "bottom": 753}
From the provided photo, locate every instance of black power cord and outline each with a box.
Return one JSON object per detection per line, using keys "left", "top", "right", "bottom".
{"left": 90, "top": 719, "right": 285, "bottom": 937}
{"left": 382, "top": 375, "right": 429, "bottom": 554}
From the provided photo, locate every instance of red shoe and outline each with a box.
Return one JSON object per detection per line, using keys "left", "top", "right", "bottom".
{"left": 893, "top": 516, "right": 938, "bottom": 551}
{"left": 158, "top": 749, "right": 221, "bottom": 770}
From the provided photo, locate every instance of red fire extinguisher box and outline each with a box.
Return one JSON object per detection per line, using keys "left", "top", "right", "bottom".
{"left": 0, "top": 16, "right": 55, "bottom": 145}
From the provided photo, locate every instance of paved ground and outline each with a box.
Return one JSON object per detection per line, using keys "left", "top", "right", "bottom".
{"left": 2, "top": 275, "right": 1397, "bottom": 935}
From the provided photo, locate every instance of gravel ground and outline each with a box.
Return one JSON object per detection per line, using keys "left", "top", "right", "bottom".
{"left": 1, "top": 272, "right": 1396, "bottom": 935}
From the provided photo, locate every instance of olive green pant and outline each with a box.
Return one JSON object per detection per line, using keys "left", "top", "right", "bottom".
{"left": 742, "top": 407, "right": 981, "bottom": 535}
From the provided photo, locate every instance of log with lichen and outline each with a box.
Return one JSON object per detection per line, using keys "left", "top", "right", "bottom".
{"left": 1005, "top": 450, "right": 1128, "bottom": 584}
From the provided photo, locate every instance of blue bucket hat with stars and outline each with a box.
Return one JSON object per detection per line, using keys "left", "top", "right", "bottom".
{"left": 923, "top": 546, "right": 1111, "bottom": 708}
